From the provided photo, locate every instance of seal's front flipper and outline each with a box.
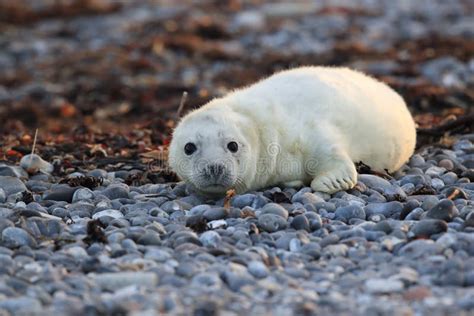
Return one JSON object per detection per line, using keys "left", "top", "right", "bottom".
{"left": 310, "top": 159, "right": 357, "bottom": 194}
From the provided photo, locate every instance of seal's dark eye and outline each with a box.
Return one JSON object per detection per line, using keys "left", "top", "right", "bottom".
{"left": 184, "top": 142, "right": 197, "bottom": 155}
{"left": 227, "top": 141, "right": 238, "bottom": 153}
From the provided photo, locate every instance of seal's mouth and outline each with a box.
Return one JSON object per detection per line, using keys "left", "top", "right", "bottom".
{"left": 191, "top": 176, "right": 235, "bottom": 195}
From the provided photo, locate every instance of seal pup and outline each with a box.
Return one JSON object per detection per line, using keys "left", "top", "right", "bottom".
{"left": 169, "top": 66, "right": 416, "bottom": 195}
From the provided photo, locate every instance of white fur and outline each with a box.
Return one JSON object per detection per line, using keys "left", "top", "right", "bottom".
{"left": 169, "top": 66, "right": 416, "bottom": 195}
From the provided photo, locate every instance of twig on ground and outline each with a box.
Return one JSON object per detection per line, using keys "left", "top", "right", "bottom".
{"left": 29, "top": 128, "right": 38, "bottom": 164}
{"left": 176, "top": 91, "right": 188, "bottom": 119}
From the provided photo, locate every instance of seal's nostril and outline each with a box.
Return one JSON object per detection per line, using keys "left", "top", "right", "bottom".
{"left": 208, "top": 163, "right": 225, "bottom": 177}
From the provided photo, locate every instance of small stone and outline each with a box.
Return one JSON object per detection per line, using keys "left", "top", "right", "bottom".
{"left": 358, "top": 175, "right": 406, "bottom": 200}
{"left": 438, "top": 159, "right": 454, "bottom": 170}
{"left": 222, "top": 269, "right": 255, "bottom": 291}
{"left": 426, "top": 199, "right": 457, "bottom": 222}
{"left": 290, "top": 214, "right": 310, "bottom": 231}
{"left": 258, "top": 213, "right": 287, "bottom": 232}
{"left": 441, "top": 172, "right": 458, "bottom": 185}
{"left": 425, "top": 166, "right": 446, "bottom": 177}
{"left": 431, "top": 178, "right": 444, "bottom": 190}
{"left": 259, "top": 203, "right": 289, "bottom": 219}
{"left": 334, "top": 205, "right": 366, "bottom": 222}
{"left": 1, "top": 227, "right": 36, "bottom": 248}
{"left": 0, "top": 165, "right": 28, "bottom": 178}
{"left": 247, "top": 261, "right": 269, "bottom": 279}
{"left": 231, "top": 194, "right": 256, "bottom": 208}
{"left": 324, "top": 244, "right": 348, "bottom": 257}
{"left": 0, "top": 176, "right": 27, "bottom": 196}
{"left": 364, "top": 201, "right": 403, "bottom": 219}
{"left": 20, "top": 154, "right": 54, "bottom": 174}
{"left": 436, "top": 232, "right": 457, "bottom": 248}
{"left": 102, "top": 184, "right": 130, "bottom": 200}
{"left": 300, "top": 242, "right": 321, "bottom": 259}
{"left": 191, "top": 272, "right": 222, "bottom": 290}
{"left": 0, "top": 297, "right": 42, "bottom": 314}
{"left": 145, "top": 248, "right": 171, "bottom": 262}
{"left": 409, "top": 154, "right": 425, "bottom": 167}
{"left": 137, "top": 231, "right": 161, "bottom": 246}
{"left": 309, "top": 213, "right": 322, "bottom": 231}
{"left": 292, "top": 191, "right": 324, "bottom": 205}
{"left": 234, "top": 10, "right": 265, "bottom": 30}
{"left": 365, "top": 278, "right": 404, "bottom": 294}
{"left": 464, "top": 211, "right": 474, "bottom": 228}
{"left": 410, "top": 219, "right": 448, "bottom": 238}
{"left": 203, "top": 207, "right": 228, "bottom": 221}
{"left": 403, "top": 286, "right": 432, "bottom": 301}
{"left": 405, "top": 208, "right": 424, "bottom": 221}
{"left": 0, "top": 188, "right": 5, "bottom": 203}
{"left": 398, "top": 240, "right": 443, "bottom": 259}
{"left": 421, "top": 196, "right": 440, "bottom": 211}
{"left": 92, "top": 209, "right": 123, "bottom": 220}
{"left": 43, "top": 185, "right": 78, "bottom": 203}
{"left": 92, "top": 272, "right": 158, "bottom": 291}
{"left": 207, "top": 219, "right": 227, "bottom": 230}
{"left": 199, "top": 231, "right": 221, "bottom": 248}
{"left": 64, "top": 246, "right": 89, "bottom": 259}
{"left": 87, "top": 169, "right": 108, "bottom": 178}
{"left": 72, "top": 188, "right": 95, "bottom": 202}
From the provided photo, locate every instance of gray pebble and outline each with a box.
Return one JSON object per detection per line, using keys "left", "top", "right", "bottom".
{"left": 290, "top": 214, "right": 310, "bottom": 231}
{"left": 247, "top": 261, "right": 269, "bottom": 278}
{"left": 1, "top": 227, "right": 36, "bottom": 248}
{"left": 426, "top": 199, "right": 458, "bottom": 222}
{"left": 203, "top": 207, "right": 228, "bottom": 221}
{"left": 324, "top": 244, "right": 348, "bottom": 257}
{"left": 405, "top": 207, "right": 425, "bottom": 220}
{"left": 364, "top": 201, "right": 403, "bottom": 219}
{"left": 43, "top": 185, "right": 78, "bottom": 203}
{"left": 258, "top": 213, "right": 287, "bottom": 232}
{"left": 292, "top": 191, "right": 324, "bottom": 205}
{"left": 92, "top": 209, "right": 123, "bottom": 221}
{"left": 231, "top": 194, "right": 256, "bottom": 208}
{"left": 410, "top": 219, "right": 448, "bottom": 238}
{"left": 0, "top": 176, "right": 27, "bottom": 196}
{"left": 259, "top": 203, "right": 289, "bottom": 219}
{"left": 0, "top": 296, "right": 42, "bottom": 314}
{"left": 72, "top": 188, "right": 95, "bottom": 202}
{"left": 365, "top": 278, "right": 403, "bottom": 294}
{"left": 102, "top": 184, "right": 130, "bottom": 200}
{"left": 137, "top": 231, "right": 161, "bottom": 245}
{"left": 92, "top": 272, "right": 158, "bottom": 291}
{"left": 358, "top": 175, "right": 406, "bottom": 200}
{"left": 464, "top": 211, "right": 474, "bottom": 228}
{"left": 199, "top": 231, "right": 221, "bottom": 247}
{"left": 334, "top": 205, "right": 366, "bottom": 222}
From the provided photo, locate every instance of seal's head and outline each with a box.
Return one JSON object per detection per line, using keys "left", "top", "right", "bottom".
{"left": 169, "top": 106, "right": 257, "bottom": 195}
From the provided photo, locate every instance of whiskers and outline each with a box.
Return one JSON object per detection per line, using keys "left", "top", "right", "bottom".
{"left": 233, "top": 176, "right": 247, "bottom": 193}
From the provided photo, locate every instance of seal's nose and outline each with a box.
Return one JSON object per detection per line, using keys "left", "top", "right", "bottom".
{"left": 206, "top": 163, "right": 225, "bottom": 178}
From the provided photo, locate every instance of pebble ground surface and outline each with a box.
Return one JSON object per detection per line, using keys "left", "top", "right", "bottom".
{"left": 0, "top": 0, "right": 473, "bottom": 315}
{"left": 1, "top": 135, "right": 474, "bottom": 315}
